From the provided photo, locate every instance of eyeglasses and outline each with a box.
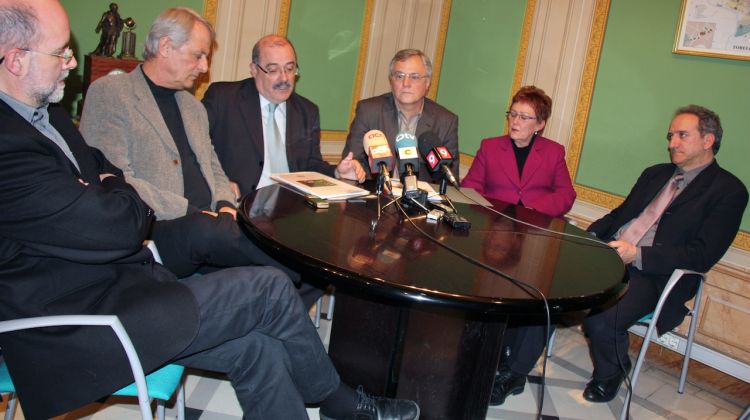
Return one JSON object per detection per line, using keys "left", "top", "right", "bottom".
{"left": 506, "top": 110, "right": 537, "bottom": 121}
{"left": 20, "top": 47, "right": 75, "bottom": 65}
{"left": 390, "top": 71, "right": 430, "bottom": 82}
{"left": 255, "top": 63, "right": 299, "bottom": 78}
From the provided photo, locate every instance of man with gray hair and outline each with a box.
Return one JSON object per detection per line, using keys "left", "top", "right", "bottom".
{"left": 343, "top": 48, "right": 459, "bottom": 182}
{"left": 1, "top": 2, "right": 419, "bottom": 419}
{"left": 80, "top": 8, "right": 320, "bottom": 305}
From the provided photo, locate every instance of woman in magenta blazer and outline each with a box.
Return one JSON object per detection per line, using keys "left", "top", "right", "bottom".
{"left": 462, "top": 86, "right": 575, "bottom": 217}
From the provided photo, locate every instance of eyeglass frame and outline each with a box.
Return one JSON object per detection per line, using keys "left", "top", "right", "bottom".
{"left": 19, "top": 47, "right": 75, "bottom": 65}
{"left": 505, "top": 110, "right": 538, "bottom": 122}
{"left": 254, "top": 62, "right": 300, "bottom": 78}
{"left": 390, "top": 71, "right": 430, "bottom": 82}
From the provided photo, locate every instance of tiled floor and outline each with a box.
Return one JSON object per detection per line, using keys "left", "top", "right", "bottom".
{"left": 1, "top": 315, "right": 747, "bottom": 419}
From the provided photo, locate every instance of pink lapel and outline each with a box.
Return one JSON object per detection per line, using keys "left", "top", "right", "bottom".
{"left": 520, "top": 139, "right": 544, "bottom": 187}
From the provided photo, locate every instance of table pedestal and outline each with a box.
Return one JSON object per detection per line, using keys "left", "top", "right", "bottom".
{"left": 328, "top": 292, "right": 508, "bottom": 420}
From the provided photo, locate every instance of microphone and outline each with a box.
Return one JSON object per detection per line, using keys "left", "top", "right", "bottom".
{"left": 417, "top": 132, "right": 458, "bottom": 188}
{"left": 394, "top": 132, "right": 419, "bottom": 178}
{"left": 363, "top": 129, "right": 393, "bottom": 191}
{"left": 394, "top": 132, "right": 426, "bottom": 211}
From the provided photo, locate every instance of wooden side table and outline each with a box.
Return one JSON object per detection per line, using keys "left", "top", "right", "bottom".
{"left": 82, "top": 55, "right": 141, "bottom": 97}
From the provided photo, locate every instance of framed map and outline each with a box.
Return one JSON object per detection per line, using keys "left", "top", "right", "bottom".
{"left": 673, "top": 0, "right": 750, "bottom": 61}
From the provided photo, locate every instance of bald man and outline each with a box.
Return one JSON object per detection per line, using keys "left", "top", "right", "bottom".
{"left": 203, "top": 34, "right": 365, "bottom": 196}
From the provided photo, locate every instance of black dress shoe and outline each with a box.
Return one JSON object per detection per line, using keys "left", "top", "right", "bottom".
{"left": 489, "top": 368, "right": 526, "bottom": 406}
{"left": 582, "top": 375, "right": 624, "bottom": 403}
{"left": 320, "top": 386, "right": 420, "bottom": 420}
{"left": 583, "top": 360, "right": 632, "bottom": 403}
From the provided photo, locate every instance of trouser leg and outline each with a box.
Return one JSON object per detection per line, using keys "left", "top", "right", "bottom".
{"left": 173, "top": 266, "right": 339, "bottom": 416}
{"left": 583, "top": 268, "right": 660, "bottom": 380}
{"left": 151, "top": 212, "right": 300, "bottom": 282}
{"left": 504, "top": 324, "right": 553, "bottom": 375}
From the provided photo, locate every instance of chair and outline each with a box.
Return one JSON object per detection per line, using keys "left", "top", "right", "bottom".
{"left": 620, "top": 268, "right": 706, "bottom": 420}
{"left": 0, "top": 242, "right": 185, "bottom": 420}
{"left": 0, "top": 315, "right": 185, "bottom": 420}
{"left": 314, "top": 287, "right": 336, "bottom": 328}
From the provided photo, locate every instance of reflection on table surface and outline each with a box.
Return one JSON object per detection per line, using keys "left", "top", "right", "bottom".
{"left": 239, "top": 184, "right": 626, "bottom": 314}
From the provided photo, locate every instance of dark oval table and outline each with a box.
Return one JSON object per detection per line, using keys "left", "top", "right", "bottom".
{"left": 238, "top": 184, "right": 627, "bottom": 420}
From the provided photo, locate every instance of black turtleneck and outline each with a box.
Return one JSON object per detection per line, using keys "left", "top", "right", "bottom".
{"left": 142, "top": 68, "right": 212, "bottom": 213}
{"left": 511, "top": 134, "right": 537, "bottom": 207}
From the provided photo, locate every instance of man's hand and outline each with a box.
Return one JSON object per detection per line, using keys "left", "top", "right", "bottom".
{"left": 98, "top": 173, "right": 116, "bottom": 182}
{"left": 608, "top": 240, "right": 637, "bottom": 264}
{"left": 229, "top": 181, "right": 241, "bottom": 201}
{"left": 335, "top": 152, "right": 366, "bottom": 183}
{"left": 201, "top": 206, "right": 237, "bottom": 220}
{"left": 218, "top": 206, "right": 237, "bottom": 220}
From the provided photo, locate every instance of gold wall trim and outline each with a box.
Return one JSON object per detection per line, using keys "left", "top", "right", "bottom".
{"left": 203, "top": 0, "right": 217, "bottom": 25}
{"left": 279, "top": 0, "right": 292, "bottom": 36}
{"left": 567, "top": 0, "right": 610, "bottom": 181}
{"left": 427, "top": 0, "right": 452, "bottom": 100}
{"left": 460, "top": 152, "right": 474, "bottom": 169}
{"left": 344, "top": 0, "right": 375, "bottom": 136}
{"left": 195, "top": 0, "right": 219, "bottom": 99}
{"left": 510, "top": 0, "right": 536, "bottom": 96}
{"left": 322, "top": 130, "right": 348, "bottom": 141}
{"left": 575, "top": 184, "right": 623, "bottom": 209}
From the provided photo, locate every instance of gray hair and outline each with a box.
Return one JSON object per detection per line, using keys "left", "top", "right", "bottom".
{"left": 675, "top": 104, "right": 723, "bottom": 154}
{"left": 389, "top": 49, "right": 432, "bottom": 77}
{"left": 143, "top": 7, "right": 214, "bottom": 60}
{"left": 0, "top": 3, "right": 38, "bottom": 54}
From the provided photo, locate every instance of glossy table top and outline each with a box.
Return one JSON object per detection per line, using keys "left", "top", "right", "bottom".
{"left": 238, "top": 184, "right": 627, "bottom": 314}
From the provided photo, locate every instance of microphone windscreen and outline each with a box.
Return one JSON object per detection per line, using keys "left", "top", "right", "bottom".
{"left": 363, "top": 130, "right": 387, "bottom": 155}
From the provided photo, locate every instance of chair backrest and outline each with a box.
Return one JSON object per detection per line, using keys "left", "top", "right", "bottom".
{"left": 0, "top": 315, "right": 153, "bottom": 420}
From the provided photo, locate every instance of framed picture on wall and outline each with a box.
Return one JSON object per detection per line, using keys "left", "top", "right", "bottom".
{"left": 673, "top": 0, "right": 750, "bottom": 61}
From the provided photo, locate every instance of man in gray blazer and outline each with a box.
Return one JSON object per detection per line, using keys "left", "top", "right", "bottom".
{"left": 342, "top": 49, "right": 459, "bottom": 183}
{"left": 79, "top": 8, "right": 307, "bottom": 300}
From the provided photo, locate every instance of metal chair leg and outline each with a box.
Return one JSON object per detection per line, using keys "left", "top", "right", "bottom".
{"left": 3, "top": 393, "right": 16, "bottom": 420}
{"left": 546, "top": 329, "right": 556, "bottom": 358}
{"left": 678, "top": 280, "right": 704, "bottom": 393}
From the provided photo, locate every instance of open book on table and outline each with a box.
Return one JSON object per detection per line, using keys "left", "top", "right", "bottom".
{"left": 271, "top": 171, "right": 370, "bottom": 200}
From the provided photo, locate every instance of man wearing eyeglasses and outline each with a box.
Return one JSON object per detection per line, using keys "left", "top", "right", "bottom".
{"left": 203, "top": 35, "right": 365, "bottom": 196}
{"left": 79, "top": 10, "right": 315, "bottom": 302}
{"left": 343, "top": 49, "right": 459, "bottom": 183}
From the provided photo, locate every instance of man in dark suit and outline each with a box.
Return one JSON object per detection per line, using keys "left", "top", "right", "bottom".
{"left": 342, "top": 49, "right": 459, "bottom": 183}
{"left": 490, "top": 105, "right": 748, "bottom": 406}
{"left": 0, "top": 2, "right": 419, "bottom": 419}
{"left": 203, "top": 34, "right": 365, "bottom": 196}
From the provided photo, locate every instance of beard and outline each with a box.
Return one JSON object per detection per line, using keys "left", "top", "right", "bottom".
{"left": 33, "top": 70, "right": 68, "bottom": 105}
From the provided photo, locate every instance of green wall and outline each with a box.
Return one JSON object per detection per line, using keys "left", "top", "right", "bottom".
{"left": 60, "top": 0, "right": 204, "bottom": 115}
{"left": 287, "top": 0, "right": 366, "bottom": 131}
{"left": 437, "top": 0, "right": 527, "bottom": 157}
{"left": 576, "top": 0, "right": 750, "bottom": 231}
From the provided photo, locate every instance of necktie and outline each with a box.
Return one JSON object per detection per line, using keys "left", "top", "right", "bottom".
{"left": 619, "top": 173, "right": 684, "bottom": 245}
{"left": 267, "top": 102, "right": 289, "bottom": 173}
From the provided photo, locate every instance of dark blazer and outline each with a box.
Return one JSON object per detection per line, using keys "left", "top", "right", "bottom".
{"left": 203, "top": 78, "right": 334, "bottom": 196}
{"left": 0, "top": 101, "right": 199, "bottom": 419}
{"left": 587, "top": 161, "right": 748, "bottom": 333}
{"left": 461, "top": 135, "right": 576, "bottom": 217}
{"left": 342, "top": 92, "right": 459, "bottom": 183}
